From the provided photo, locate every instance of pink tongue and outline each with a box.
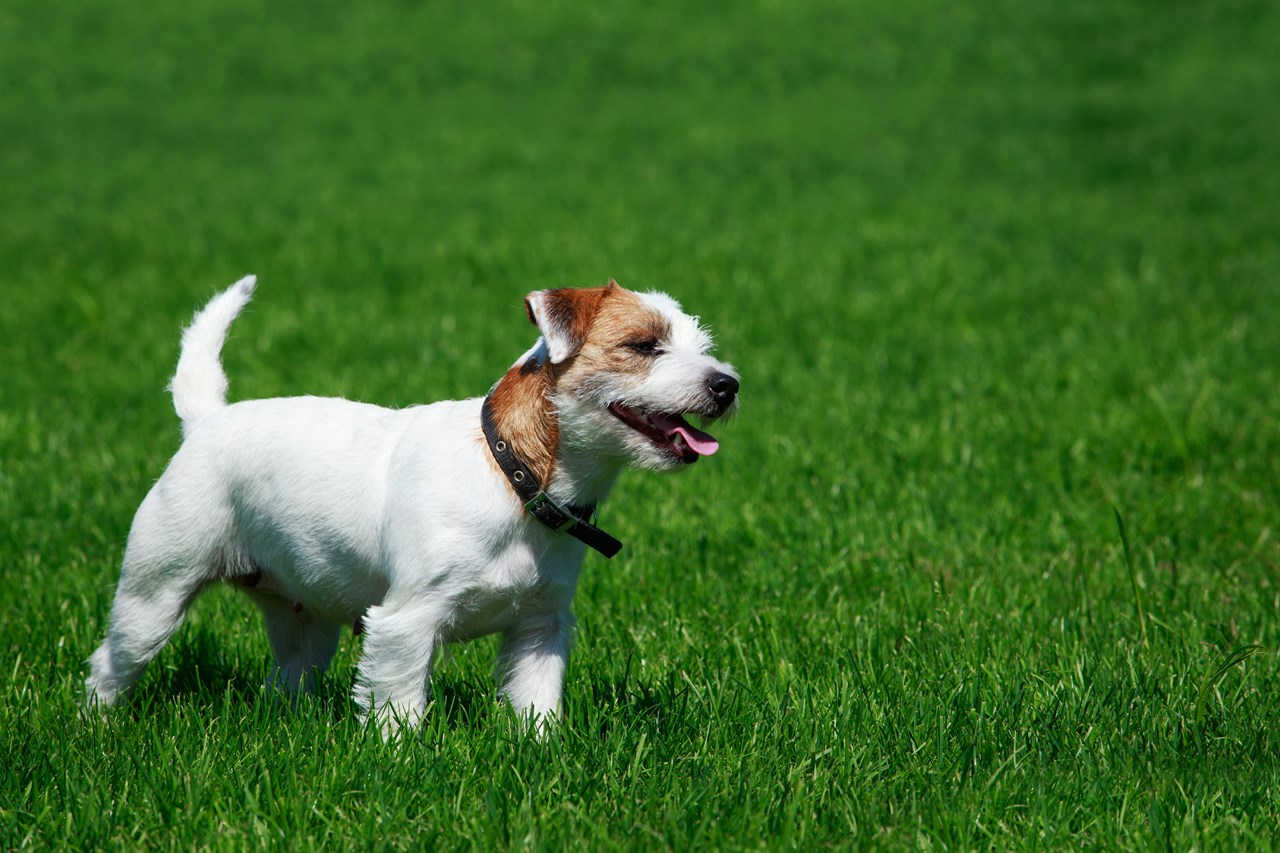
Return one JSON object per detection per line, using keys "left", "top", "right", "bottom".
{"left": 675, "top": 425, "right": 720, "bottom": 456}
{"left": 649, "top": 413, "right": 720, "bottom": 456}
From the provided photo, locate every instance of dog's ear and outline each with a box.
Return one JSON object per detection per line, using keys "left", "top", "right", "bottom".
{"left": 524, "top": 284, "right": 615, "bottom": 364}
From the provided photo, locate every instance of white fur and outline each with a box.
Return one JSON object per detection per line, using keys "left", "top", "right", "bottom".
{"left": 169, "top": 275, "right": 257, "bottom": 435}
{"left": 85, "top": 278, "right": 736, "bottom": 737}
{"left": 523, "top": 291, "right": 576, "bottom": 364}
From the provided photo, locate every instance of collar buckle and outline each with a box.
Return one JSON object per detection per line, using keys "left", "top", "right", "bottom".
{"left": 523, "top": 492, "right": 578, "bottom": 534}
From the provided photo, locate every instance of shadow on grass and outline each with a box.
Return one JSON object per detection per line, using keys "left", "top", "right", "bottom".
{"left": 120, "top": 626, "right": 687, "bottom": 739}
{"left": 120, "top": 626, "right": 496, "bottom": 728}
{"left": 127, "top": 628, "right": 259, "bottom": 707}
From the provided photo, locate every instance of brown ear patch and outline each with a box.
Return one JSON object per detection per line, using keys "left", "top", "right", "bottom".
{"left": 525, "top": 284, "right": 616, "bottom": 364}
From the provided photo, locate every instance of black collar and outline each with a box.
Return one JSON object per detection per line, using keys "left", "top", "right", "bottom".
{"left": 480, "top": 396, "right": 623, "bottom": 558}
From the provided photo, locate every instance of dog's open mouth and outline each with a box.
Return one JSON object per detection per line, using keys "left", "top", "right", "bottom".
{"left": 607, "top": 402, "right": 720, "bottom": 463}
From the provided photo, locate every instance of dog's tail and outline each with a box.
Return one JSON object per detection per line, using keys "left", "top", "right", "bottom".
{"left": 169, "top": 275, "right": 257, "bottom": 436}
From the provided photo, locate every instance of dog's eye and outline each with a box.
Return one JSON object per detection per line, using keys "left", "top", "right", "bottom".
{"left": 623, "top": 339, "right": 661, "bottom": 357}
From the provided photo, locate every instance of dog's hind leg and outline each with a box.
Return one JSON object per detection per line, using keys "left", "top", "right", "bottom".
{"left": 248, "top": 591, "right": 341, "bottom": 696}
{"left": 85, "top": 545, "right": 213, "bottom": 707}
{"left": 85, "top": 580, "right": 206, "bottom": 706}
{"left": 85, "top": 482, "right": 230, "bottom": 707}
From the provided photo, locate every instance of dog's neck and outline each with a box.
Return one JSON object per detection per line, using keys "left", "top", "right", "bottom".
{"left": 485, "top": 355, "right": 624, "bottom": 508}
{"left": 486, "top": 355, "right": 559, "bottom": 489}
{"left": 546, "top": 413, "right": 625, "bottom": 507}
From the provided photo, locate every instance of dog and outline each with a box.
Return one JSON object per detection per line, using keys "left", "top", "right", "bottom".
{"left": 85, "top": 276, "right": 739, "bottom": 734}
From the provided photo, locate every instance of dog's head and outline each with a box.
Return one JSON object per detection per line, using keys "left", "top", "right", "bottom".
{"left": 523, "top": 281, "right": 739, "bottom": 473}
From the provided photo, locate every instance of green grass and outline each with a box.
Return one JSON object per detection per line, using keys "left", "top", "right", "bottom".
{"left": 3, "top": 0, "right": 1280, "bottom": 848}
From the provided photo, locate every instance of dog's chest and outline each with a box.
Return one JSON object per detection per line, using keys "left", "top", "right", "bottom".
{"left": 446, "top": 544, "right": 583, "bottom": 641}
{"left": 449, "top": 587, "right": 540, "bottom": 641}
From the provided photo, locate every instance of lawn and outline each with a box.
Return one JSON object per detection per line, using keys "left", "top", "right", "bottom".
{"left": 3, "top": 0, "right": 1280, "bottom": 848}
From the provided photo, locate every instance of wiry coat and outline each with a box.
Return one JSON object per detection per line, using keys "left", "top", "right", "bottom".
{"left": 86, "top": 277, "right": 739, "bottom": 735}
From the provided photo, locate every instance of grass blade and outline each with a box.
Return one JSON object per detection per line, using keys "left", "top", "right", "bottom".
{"left": 1111, "top": 503, "right": 1149, "bottom": 648}
{"left": 1195, "top": 644, "right": 1264, "bottom": 725}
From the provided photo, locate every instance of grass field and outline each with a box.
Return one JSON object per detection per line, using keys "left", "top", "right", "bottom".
{"left": 4, "top": 0, "right": 1280, "bottom": 848}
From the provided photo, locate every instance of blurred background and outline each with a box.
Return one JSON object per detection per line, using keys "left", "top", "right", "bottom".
{"left": 3, "top": 0, "right": 1279, "bottom": 846}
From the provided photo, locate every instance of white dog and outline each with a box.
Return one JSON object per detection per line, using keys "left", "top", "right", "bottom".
{"left": 86, "top": 276, "right": 739, "bottom": 733}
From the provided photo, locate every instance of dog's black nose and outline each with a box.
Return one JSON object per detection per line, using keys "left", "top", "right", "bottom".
{"left": 708, "top": 372, "right": 739, "bottom": 407}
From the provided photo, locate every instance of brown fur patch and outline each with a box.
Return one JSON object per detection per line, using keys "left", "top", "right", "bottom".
{"left": 559, "top": 287, "right": 672, "bottom": 383}
{"left": 486, "top": 359, "right": 557, "bottom": 486}
{"left": 526, "top": 284, "right": 616, "bottom": 361}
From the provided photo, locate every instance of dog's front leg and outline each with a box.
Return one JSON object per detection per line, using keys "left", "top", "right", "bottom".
{"left": 496, "top": 611, "right": 573, "bottom": 728}
{"left": 352, "top": 598, "right": 450, "bottom": 739}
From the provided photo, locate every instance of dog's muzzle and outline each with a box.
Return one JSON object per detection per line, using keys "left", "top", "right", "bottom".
{"left": 607, "top": 369, "right": 739, "bottom": 465}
